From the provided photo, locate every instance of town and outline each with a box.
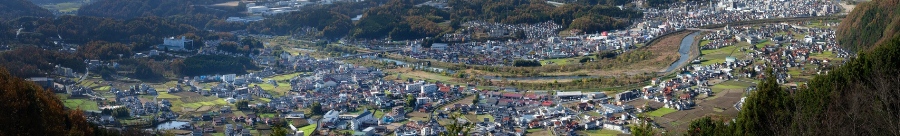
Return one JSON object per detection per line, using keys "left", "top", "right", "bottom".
{"left": 5, "top": 0, "right": 858, "bottom": 135}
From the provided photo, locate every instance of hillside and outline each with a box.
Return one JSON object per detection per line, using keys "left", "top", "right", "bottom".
{"left": 836, "top": 0, "right": 900, "bottom": 52}
{"left": 7, "top": 16, "right": 206, "bottom": 49}
{"left": 0, "top": 67, "right": 95, "bottom": 135}
{"left": 29, "top": 0, "right": 81, "bottom": 4}
{"left": 78, "top": 0, "right": 241, "bottom": 19}
{"left": 0, "top": 0, "right": 54, "bottom": 21}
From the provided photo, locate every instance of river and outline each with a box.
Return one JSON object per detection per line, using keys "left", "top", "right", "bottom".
{"left": 665, "top": 32, "right": 700, "bottom": 73}
{"left": 376, "top": 32, "right": 698, "bottom": 81}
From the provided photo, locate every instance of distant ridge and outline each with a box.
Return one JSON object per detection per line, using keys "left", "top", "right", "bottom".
{"left": 0, "top": 0, "right": 54, "bottom": 21}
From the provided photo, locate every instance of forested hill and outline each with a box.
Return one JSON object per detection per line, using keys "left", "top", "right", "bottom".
{"left": 78, "top": 0, "right": 242, "bottom": 19}
{"left": 0, "top": 0, "right": 53, "bottom": 21}
{"left": 0, "top": 68, "right": 94, "bottom": 135}
{"left": 7, "top": 16, "right": 206, "bottom": 50}
{"left": 28, "top": 0, "right": 80, "bottom": 4}
{"left": 0, "top": 67, "right": 148, "bottom": 135}
{"left": 837, "top": 0, "right": 900, "bottom": 52}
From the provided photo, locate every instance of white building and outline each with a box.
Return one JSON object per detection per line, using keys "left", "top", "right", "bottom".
{"left": 405, "top": 82, "right": 423, "bottom": 93}
{"left": 351, "top": 110, "right": 375, "bottom": 130}
{"left": 420, "top": 84, "right": 437, "bottom": 94}
{"left": 223, "top": 74, "right": 237, "bottom": 83}
{"left": 161, "top": 36, "right": 192, "bottom": 51}
{"left": 248, "top": 6, "right": 268, "bottom": 14}
{"left": 431, "top": 43, "right": 448, "bottom": 50}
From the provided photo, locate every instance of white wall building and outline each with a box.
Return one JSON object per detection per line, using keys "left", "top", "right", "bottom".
{"left": 223, "top": 74, "right": 237, "bottom": 83}
{"left": 162, "top": 36, "right": 192, "bottom": 51}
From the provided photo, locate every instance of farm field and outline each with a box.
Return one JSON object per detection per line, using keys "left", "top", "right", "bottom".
{"left": 698, "top": 42, "right": 752, "bottom": 66}
{"left": 646, "top": 108, "right": 677, "bottom": 117}
{"left": 709, "top": 81, "right": 756, "bottom": 93}
{"left": 654, "top": 89, "right": 743, "bottom": 134}
{"left": 63, "top": 98, "right": 100, "bottom": 111}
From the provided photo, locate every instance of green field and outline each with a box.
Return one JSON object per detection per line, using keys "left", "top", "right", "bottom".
{"left": 579, "top": 129, "right": 623, "bottom": 136}
{"left": 809, "top": 51, "right": 844, "bottom": 62}
{"left": 540, "top": 56, "right": 597, "bottom": 65}
{"left": 541, "top": 58, "right": 573, "bottom": 65}
{"left": 710, "top": 81, "right": 756, "bottom": 93}
{"left": 260, "top": 113, "right": 276, "bottom": 118}
{"left": 269, "top": 72, "right": 303, "bottom": 81}
{"left": 252, "top": 83, "right": 291, "bottom": 97}
{"left": 754, "top": 40, "right": 772, "bottom": 48}
{"left": 699, "top": 40, "right": 711, "bottom": 46}
{"left": 373, "top": 110, "right": 385, "bottom": 118}
{"left": 181, "top": 99, "right": 228, "bottom": 109}
{"left": 646, "top": 108, "right": 677, "bottom": 117}
{"left": 95, "top": 86, "right": 111, "bottom": 92}
{"left": 699, "top": 42, "right": 752, "bottom": 65}
{"left": 298, "top": 123, "right": 316, "bottom": 136}
{"left": 156, "top": 91, "right": 182, "bottom": 99}
{"left": 255, "top": 71, "right": 303, "bottom": 97}
{"left": 42, "top": 2, "right": 82, "bottom": 12}
{"left": 465, "top": 114, "right": 494, "bottom": 122}
{"left": 64, "top": 99, "right": 100, "bottom": 111}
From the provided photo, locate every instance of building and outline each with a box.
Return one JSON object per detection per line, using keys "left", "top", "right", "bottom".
{"left": 223, "top": 74, "right": 237, "bottom": 83}
{"left": 161, "top": 36, "right": 193, "bottom": 51}
{"left": 248, "top": 6, "right": 268, "bottom": 14}
{"left": 431, "top": 43, "right": 448, "bottom": 50}
{"left": 601, "top": 104, "right": 624, "bottom": 113}
{"left": 420, "top": 84, "right": 437, "bottom": 94}
{"left": 556, "top": 91, "right": 583, "bottom": 99}
{"left": 26, "top": 77, "right": 54, "bottom": 89}
{"left": 351, "top": 109, "right": 375, "bottom": 130}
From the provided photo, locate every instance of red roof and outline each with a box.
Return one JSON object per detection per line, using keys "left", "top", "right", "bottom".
{"left": 439, "top": 87, "right": 451, "bottom": 93}
{"left": 541, "top": 101, "right": 553, "bottom": 106}
{"left": 525, "top": 94, "right": 542, "bottom": 99}
{"left": 502, "top": 93, "right": 523, "bottom": 98}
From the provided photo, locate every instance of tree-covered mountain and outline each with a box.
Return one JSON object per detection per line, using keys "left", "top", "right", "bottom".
{"left": 251, "top": 0, "right": 641, "bottom": 40}
{"left": 350, "top": 0, "right": 450, "bottom": 40}
{"left": 0, "top": 0, "right": 54, "bottom": 21}
{"left": 78, "top": 0, "right": 243, "bottom": 19}
{"left": 837, "top": 0, "right": 900, "bottom": 52}
{"left": 0, "top": 46, "right": 86, "bottom": 78}
{"left": 28, "top": 0, "right": 82, "bottom": 4}
{"left": 7, "top": 16, "right": 208, "bottom": 51}
{"left": 446, "top": 0, "right": 640, "bottom": 33}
